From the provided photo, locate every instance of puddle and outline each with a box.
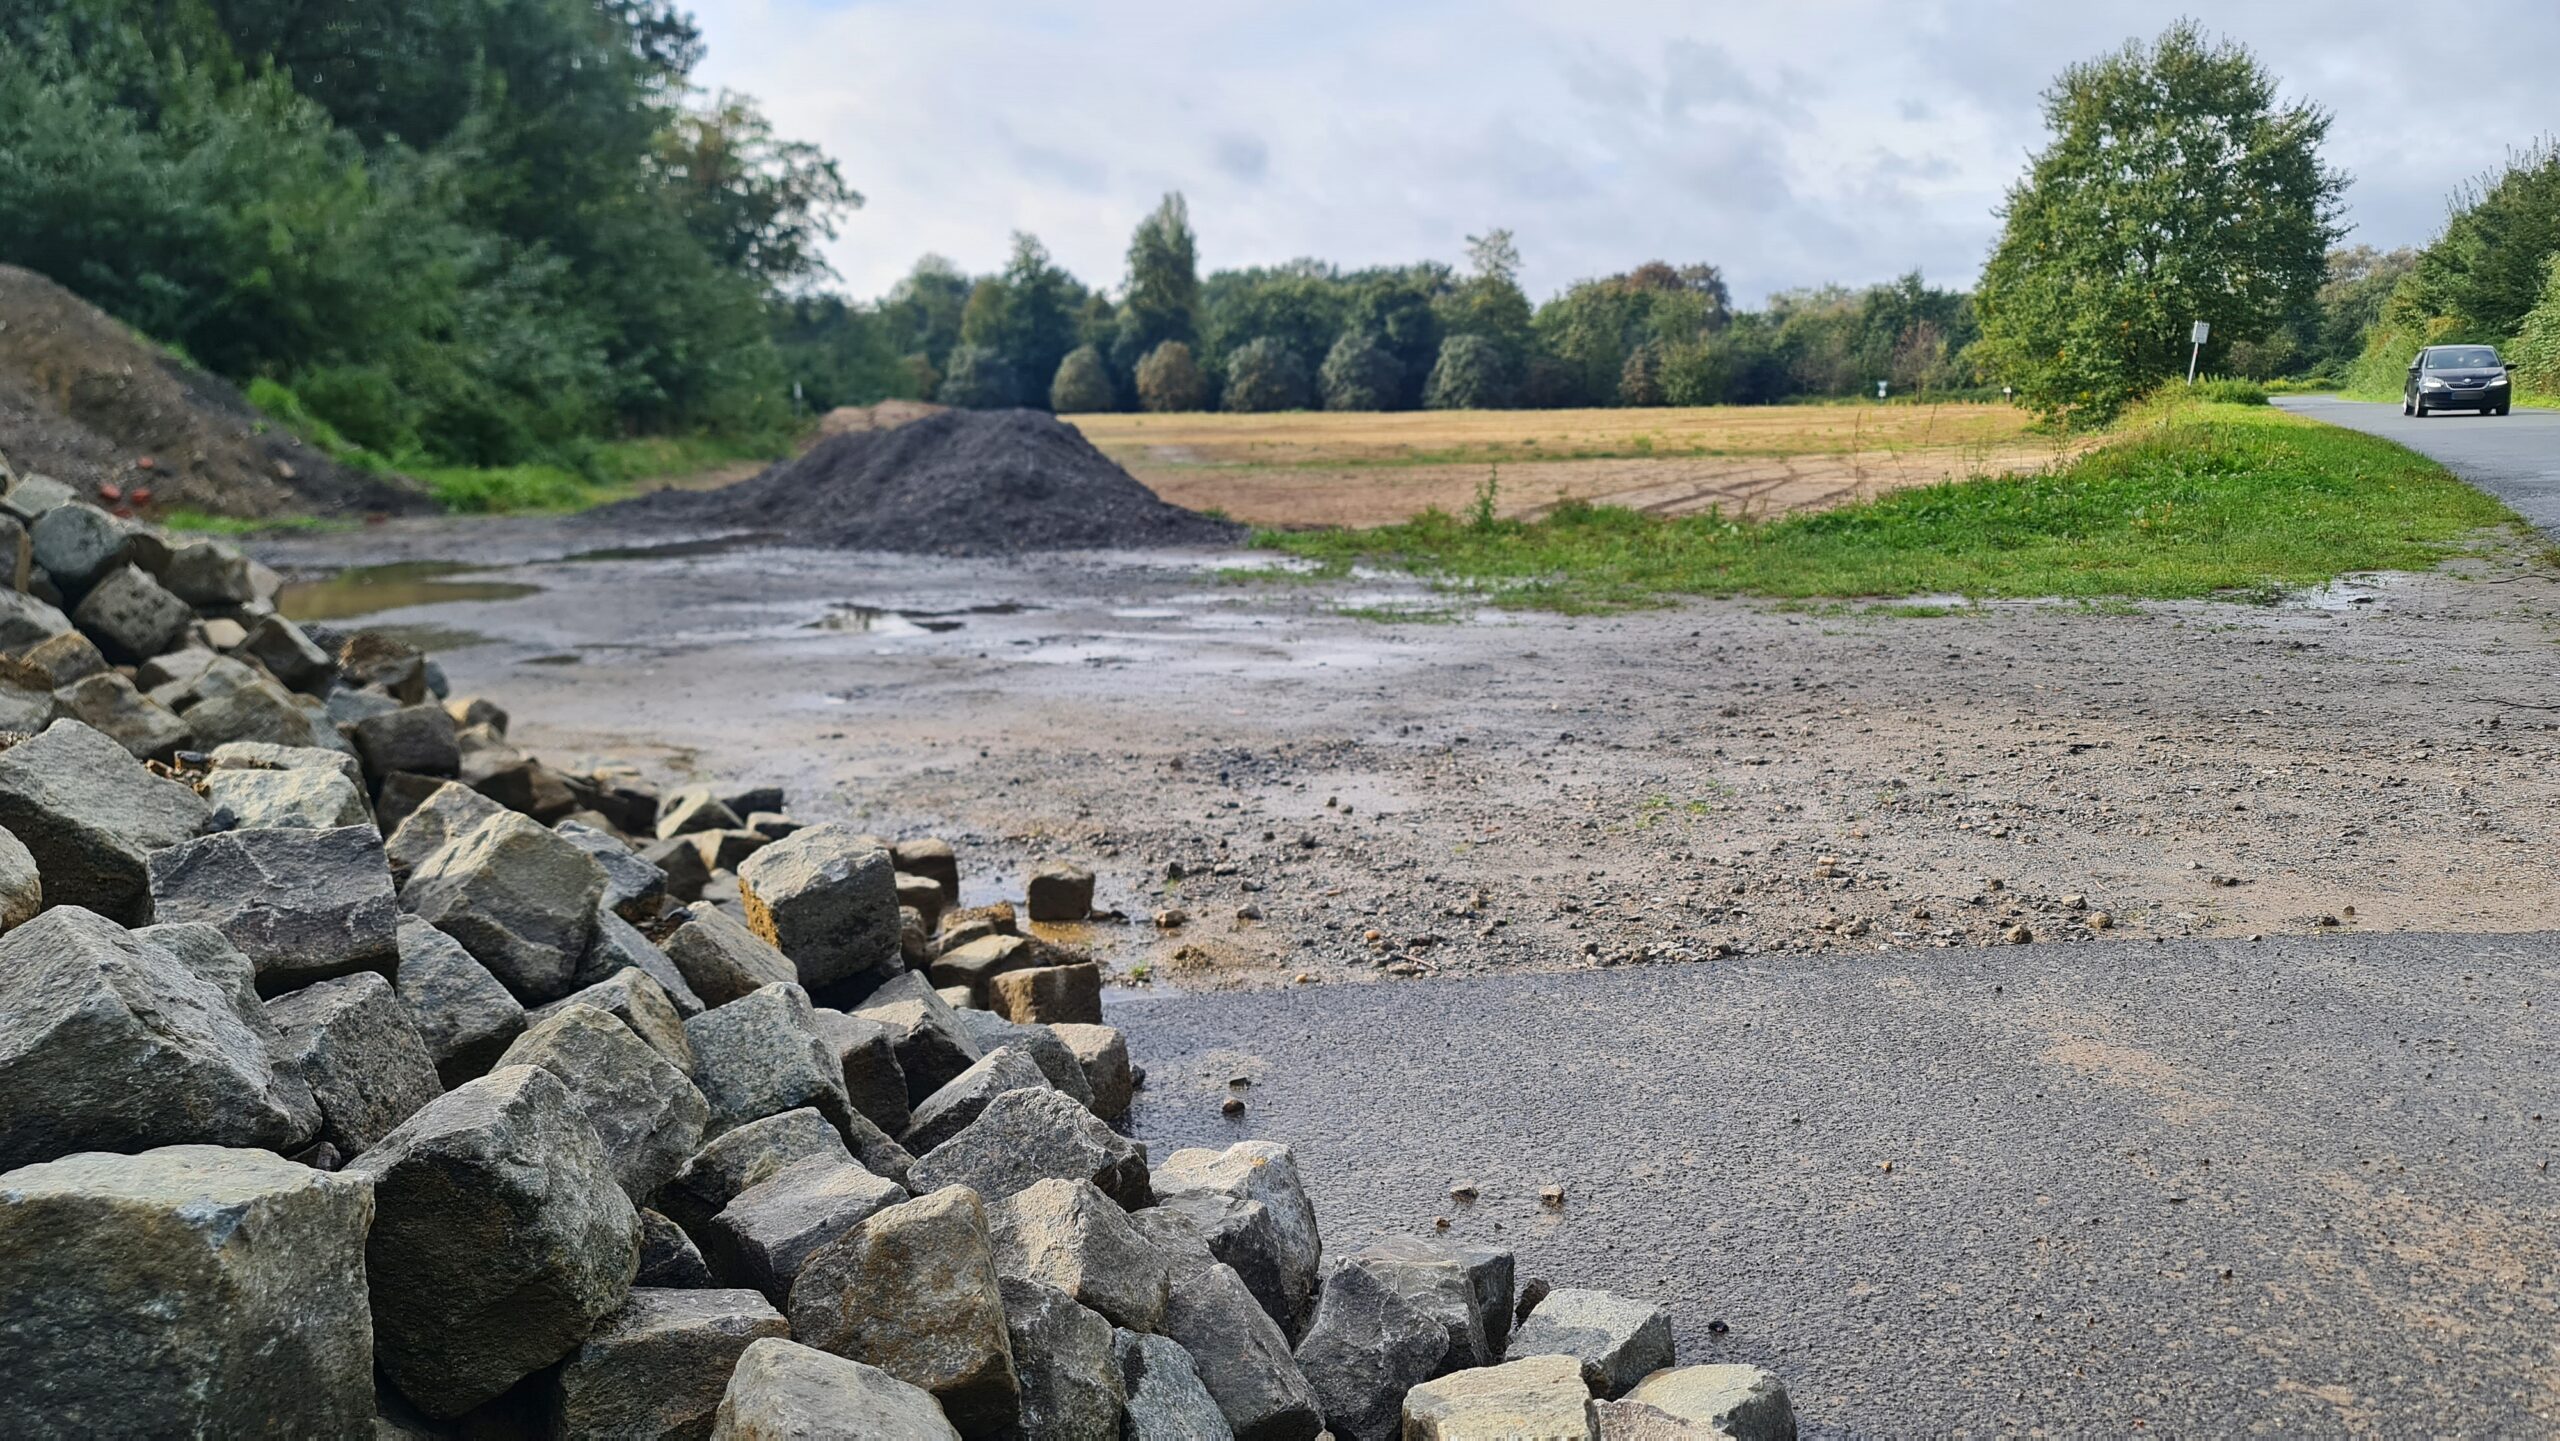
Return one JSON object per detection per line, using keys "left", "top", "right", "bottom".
{"left": 2288, "top": 577, "right": 2391, "bottom": 611}
{"left": 808, "top": 606, "right": 932, "bottom": 636}
{"left": 278, "top": 562, "right": 539, "bottom": 621}
{"left": 565, "top": 534, "right": 776, "bottom": 562}
{"left": 807, "top": 601, "right": 1037, "bottom": 635}
{"left": 363, "top": 623, "right": 499, "bottom": 653}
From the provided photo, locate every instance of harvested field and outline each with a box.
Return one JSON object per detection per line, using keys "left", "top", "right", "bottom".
{"left": 1071, "top": 402, "right": 2081, "bottom": 527}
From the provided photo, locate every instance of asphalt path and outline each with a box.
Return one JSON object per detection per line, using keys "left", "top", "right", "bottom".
{"left": 1119, "top": 933, "right": 2560, "bottom": 1435}
{"left": 2277, "top": 394, "right": 2560, "bottom": 534}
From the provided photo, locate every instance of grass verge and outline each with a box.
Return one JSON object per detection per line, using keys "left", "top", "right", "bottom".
{"left": 1260, "top": 400, "right": 2524, "bottom": 612}
{"left": 413, "top": 434, "right": 781, "bottom": 515}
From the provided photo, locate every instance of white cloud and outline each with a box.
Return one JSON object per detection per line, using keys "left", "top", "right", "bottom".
{"left": 690, "top": 0, "right": 2560, "bottom": 303}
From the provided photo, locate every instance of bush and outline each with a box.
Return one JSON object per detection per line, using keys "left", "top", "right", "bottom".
{"left": 2185, "top": 377, "right": 2270, "bottom": 405}
{"left": 1657, "top": 340, "right": 1733, "bottom": 407}
{"left": 1048, "top": 344, "right": 1115, "bottom": 412}
{"left": 1222, "top": 336, "right": 1312, "bottom": 412}
{"left": 1518, "top": 354, "right": 1579, "bottom": 410}
{"left": 1423, "top": 333, "right": 1513, "bottom": 410}
{"left": 1318, "top": 331, "right": 1399, "bottom": 411}
{"left": 1617, "top": 343, "right": 1664, "bottom": 407}
{"left": 1135, "top": 340, "right": 1206, "bottom": 412}
{"left": 937, "top": 344, "right": 1016, "bottom": 409}
{"left": 2509, "top": 254, "right": 2560, "bottom": 396}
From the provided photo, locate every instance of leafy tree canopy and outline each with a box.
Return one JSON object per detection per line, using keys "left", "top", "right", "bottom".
{"left": 1976, "top": 21, "right": 2344, "bottom": 420}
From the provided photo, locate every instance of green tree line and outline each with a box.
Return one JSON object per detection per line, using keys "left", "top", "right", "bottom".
{"left": 0, "top": 0, "right": 854, "bottom": 470}
{"left": 2342, "top": 141, "right": 2560, "bottom": 398}
{"left": 781, "top": 197, "right": 1996, "bottom": 416}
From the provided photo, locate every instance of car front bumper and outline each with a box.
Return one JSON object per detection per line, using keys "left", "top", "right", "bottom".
{"left": 2420, "top": 384, "right": 2510, "bottom": 409}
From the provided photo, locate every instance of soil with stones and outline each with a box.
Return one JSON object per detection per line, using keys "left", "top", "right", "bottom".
{"left": 600, "top": 408, "right": 1243, "bottom": 556}
{"left": 0, "top": 265, "right": 430, "bottom": 518}
{"left": 248, "top": 519, "right": 2560, "bottom": 997}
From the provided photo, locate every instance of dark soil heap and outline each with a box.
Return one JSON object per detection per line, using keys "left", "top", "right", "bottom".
{"left": 0, "top": 265, "right": 429, "bottom": 518}
{"left": 603, "top": 407, "right": 1243, "bottom": 554}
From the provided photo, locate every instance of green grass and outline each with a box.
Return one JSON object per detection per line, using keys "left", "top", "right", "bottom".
{"left": 160, "top": 509, "right": 342, "bottom": 535}
{"left": 1261, "top": 400, "right": 2524, "bottom": 613}
{"left": 243, "top": 375, "right": 786, "bottom": 515}
{"left": 414, "top": 435, "right": 779, "bottom": 515}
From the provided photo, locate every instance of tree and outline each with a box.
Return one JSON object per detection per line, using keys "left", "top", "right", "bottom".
{"left": 1424, "top": 334, "right": 1513, "bottom": 409}
{"left": 0, "top": 0, "right": 840, "bottom": 465}
{"left": 1202, "top": 264, "right": 1351, "bottom": 374}
{"left": 957, "top": 234, "right": 1085, "bottom": 407}
{"left": 772, "top": 294, "right": 915, "bottom": 412}
{"left": 1350, "top": 271, "right": 1447, "bottom": 407}
{"left": 1135, "top": 340, "right": 1205, "bottom": 412}
{"left": 936, "top": 344, "right": 1015, "bottom": 409}
{"left": 1115, "top": 192, "right": 1201, "bottom": 376}
{"left": 1319, "top": 331, "right": 1400, "bottom": 411}
{"left": 881, "top": 255, "right": 972, "bottom": 375}
{"left": 1440, "top": 228, "right": 1534, "bottom": 368}
{"left": 1049, "top": 345, "right": 1115, "bottom": 413}
{"left": 1221, "top": 336, "right": 1312, "bottom": 412}
{"left": 2348, "top": 145, "right": 2560, "bottom": 392}
{"left": 1975, "top": 22, "right": 2344, "bottom": 421}
{"left": 657, "top": 90, "right": 859, "bottom": 286}
{"left": 2508, "top": 255, "right": 2560, "bottom": 396}
{"left": 2311, "top": 245, "right": 2416, "bottom": 371}
{"left": 2403, "top": 143, "right": 2560, "bottom": 340}
{"left": 1618, "top": 342, "right": 1664, "bottom": 406}
{"left": 1658, "top": 339, "right": 1733, "bottom": 407}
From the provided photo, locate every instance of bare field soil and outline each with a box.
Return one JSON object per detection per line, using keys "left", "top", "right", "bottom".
{"left": 1071, "top": 402, "right": 2080, "bottom": 527}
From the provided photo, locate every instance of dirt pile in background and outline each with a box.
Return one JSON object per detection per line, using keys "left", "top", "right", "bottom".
{"left": 814, "top": 398, "right": 945, "bottom": 437}
{"left": 603, "top": 407, "right": 1244, "bottom": 554}
{"left": 0, "top": 265, "right": 429, "bottom": 518}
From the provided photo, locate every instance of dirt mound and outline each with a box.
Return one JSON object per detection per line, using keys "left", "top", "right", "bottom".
{"left": 0, "top": 265, "right": 429, "bottom": 518}
{"left": 815, "top": 398, "right": 945, "bottom": 437}
{"left": 601, "top": 407, "right": 1244, "bottom": 554}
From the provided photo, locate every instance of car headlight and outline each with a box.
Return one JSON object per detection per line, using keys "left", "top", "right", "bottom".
{"left": 2422, "top": 377, "right": 2448, "bottom": 388}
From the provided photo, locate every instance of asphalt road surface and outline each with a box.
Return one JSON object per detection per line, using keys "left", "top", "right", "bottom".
{"left": 1121, "top": 928, "right": 2559, "bottom": 1435}
{"left": 2277, "top": 394, "right": 2560, "bottom": 534}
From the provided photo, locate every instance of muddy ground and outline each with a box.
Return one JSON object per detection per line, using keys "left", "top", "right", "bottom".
{"left": 250, "top": 519, "right": 2560, "bottom": 997}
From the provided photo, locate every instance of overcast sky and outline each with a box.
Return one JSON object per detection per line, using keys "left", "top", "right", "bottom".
{"left": 692, "top": 1, "right": 2560, "bottom": 306}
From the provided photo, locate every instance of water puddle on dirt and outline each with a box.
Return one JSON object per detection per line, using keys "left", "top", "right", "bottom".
{"left": 277, "top": 562, "right": 540, "bottom": 621}
{"left": 2287, "top": 576, "right": 2392, "bottom": 611}
{"left": 808, "top": 606, "right": 936, "bottom": 636}
{"left": 806, "top": 601, "right": 1039, "bottom": 635}
{"left": 565, "top": 535, "right": 777, "bottom": 562}
{"left": 361, "top": 623, "right": 500, "bottom": 653}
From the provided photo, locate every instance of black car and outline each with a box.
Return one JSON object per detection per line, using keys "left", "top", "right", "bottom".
{"left": 2404, "top": 344, "right": 2513, "bottom": 416}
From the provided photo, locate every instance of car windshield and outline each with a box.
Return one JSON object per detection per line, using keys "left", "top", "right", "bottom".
{"left": 2426, "top": 346, "right": 2501, "bottom": 370}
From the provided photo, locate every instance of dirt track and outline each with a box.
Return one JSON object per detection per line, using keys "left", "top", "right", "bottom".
{"left": 251, "top": 518, "right": 2560, "bottom": 993}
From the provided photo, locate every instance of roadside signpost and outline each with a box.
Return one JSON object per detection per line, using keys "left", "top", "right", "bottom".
{"left": 2187, "top": 320, "right": 2210, "bottom": 384}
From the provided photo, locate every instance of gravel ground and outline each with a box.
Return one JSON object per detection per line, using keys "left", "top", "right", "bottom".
{"left": 249, "top": 519, "right": 2560, "bottom": 991}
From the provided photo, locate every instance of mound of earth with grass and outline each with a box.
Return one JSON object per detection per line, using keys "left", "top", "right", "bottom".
{"left": 603, "top": 406, "right": 1244, "bottom": 554}
{"left": 0, "top": 265, "right": 429, "bottom": 519}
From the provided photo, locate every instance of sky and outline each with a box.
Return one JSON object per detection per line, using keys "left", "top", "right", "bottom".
{"left": 691, "top": 1, "right": 2560, "bottom": 306}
